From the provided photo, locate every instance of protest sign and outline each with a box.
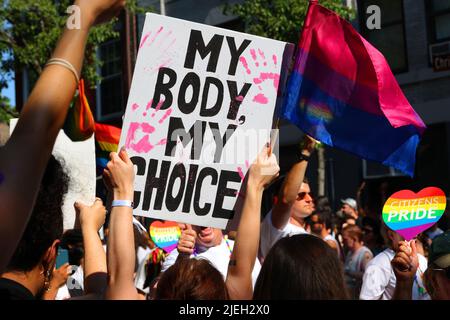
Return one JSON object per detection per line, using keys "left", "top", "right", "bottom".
{"left": 120, "top": 13, "right": 290, "bottom": 229}
{"left": 382, "top": 187, "right": 446, "bottom": 240}
{"left": 10, "top": 119, "right": 96, "bottom": 230}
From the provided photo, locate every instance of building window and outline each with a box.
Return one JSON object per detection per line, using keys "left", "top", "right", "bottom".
{"left": 96, "top": 39, "right": 125, "bottom": 120}
{"left": 426, "top": 0, "right": 450, "bottom": 43}
{"left": 358, "top": 0, "right": 408, "bottom": 73}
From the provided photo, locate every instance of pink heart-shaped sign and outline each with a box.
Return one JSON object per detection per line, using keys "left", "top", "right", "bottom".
{"left": 382, "top": 187, "right": 446, "bottom": 240}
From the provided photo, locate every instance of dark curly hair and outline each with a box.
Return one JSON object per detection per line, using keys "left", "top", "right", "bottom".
{"left": 6, "top": 155, "right": 69, "bottom": 272}
{"left": 155, "top": 258, "right": 229, "bottom": 300}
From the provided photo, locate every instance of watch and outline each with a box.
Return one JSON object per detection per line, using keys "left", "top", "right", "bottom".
{"left": 298, "top": 153, "right": 310, "bottom": 162}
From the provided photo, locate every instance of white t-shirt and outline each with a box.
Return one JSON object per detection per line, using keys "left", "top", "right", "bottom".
{"left": 161, "top": 238, "right": 261, "bottom": 287}
{"left": 135, "top": 247, "right": 153, "bottom": 293}
{"left": 259, "top": 210, "right": 308, "bottom": 259}
{"left": 360, "top": 248, "right": 430, "bottom": 300}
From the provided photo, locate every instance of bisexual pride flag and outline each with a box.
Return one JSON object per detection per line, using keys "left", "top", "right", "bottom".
{"left": 281, "top": 1, "right": 426, "bottom": 176}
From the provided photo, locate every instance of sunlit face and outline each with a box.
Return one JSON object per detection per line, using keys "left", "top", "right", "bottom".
{"left": 342, "top": 233, "right": 356, "bottom": 251}
{"left": 192, "top": 226, "right": 223, "bottom": 248}
{"left": 310, "top": 214, "right": 324, "bottom": 235}
{"left": 291, "top": 183, "right": 314, "bottom": 219}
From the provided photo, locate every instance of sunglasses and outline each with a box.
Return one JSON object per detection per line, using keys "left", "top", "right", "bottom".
{"left": 297, "top": 192, "right": 312, "bottom": 200}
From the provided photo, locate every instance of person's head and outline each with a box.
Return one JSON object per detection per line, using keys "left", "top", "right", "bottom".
{"left": 254, "top": 234, "right": 349, "bottom": 299}
{"left": 5, "top": 155, "right": 69, "bottom": 294}
{"left": 61, "top": 229, "right": 84, "bottom": 266}
{"left": 341, "top": 225, "right": 363, "bottom": 251}
{"left": 380, "top": 223, "right": 404, "bottom": 251}
{"left": 424, "top": 231, "right": 450, "bottom": 300}
{"left": 340, "top": 198, "right": 358, "bottom": 219}
{"left": 191, "top": 226, "right": 223, "bottom": 248}
{"left": 290, "top": 178, "right": 314, "bottom": 220}
{"left": 361, "top": 217, "right": 382, "bottom": 246}
{"left": 309, "top": 211, "right": 330, "bottom": 236}
{"left": 154, "top": 258, "right": 228, "bottom": 300}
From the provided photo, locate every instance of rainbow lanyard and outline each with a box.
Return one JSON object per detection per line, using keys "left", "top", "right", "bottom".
{"left": 192, "top": 236, "right": 233, "bottom": 257}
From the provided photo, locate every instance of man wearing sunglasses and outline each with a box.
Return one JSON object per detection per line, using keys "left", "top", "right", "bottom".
{"left": 259, "top": 136, "right": 316, "bottom": 260}
{"left": 391, "top": 231, "right": 449, "bottom": 300}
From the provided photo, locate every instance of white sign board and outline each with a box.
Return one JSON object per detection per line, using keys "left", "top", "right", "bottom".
{"left": 10, "top": 119, "right": 96, "bottom": 230}
{"left": 120, "top": 13, "right": 287, "bottom": 229}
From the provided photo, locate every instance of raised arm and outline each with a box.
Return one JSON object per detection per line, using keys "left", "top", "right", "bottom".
{"left": 271, "top": 136, "right": 316, "bottom": 229}
{"left": 226, "top": 144, "right": 279, "bottom": 300}
{"left": 0, "top": 0, "right": 125, "bottom": 273}
{"left": 392, "top": 240, "right": 418, "bottom": 300}
{"left": 76, "top": 198, "right": 107, "bottom": 297}
{"left": 104, "top": 148, "right": 140, "bottom": 300}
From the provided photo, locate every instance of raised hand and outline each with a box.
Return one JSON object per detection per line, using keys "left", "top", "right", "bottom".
{"left": 299, "top": 135, "right": 317, "bottom": 157}
{"left": 103, "top": 148, "right": 135, "bottom": 201}
{"left": 392, "top": 240, "right": 419, "bottom": 282}
{"left": 247, "top": 143, "right": 280, "bottom": 191}
{"left": 74, "top": 198, "right": 106, "bottom": 232}
{"left": 75, "top": 0, "right": 126, "bottom": 26}
{"left": 177, "top": 224, "right": 197, "bottom": 255}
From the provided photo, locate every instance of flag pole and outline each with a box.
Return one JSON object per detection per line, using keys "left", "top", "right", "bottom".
{"left": 271, "top": 0, "right": 318, "bottom": 154}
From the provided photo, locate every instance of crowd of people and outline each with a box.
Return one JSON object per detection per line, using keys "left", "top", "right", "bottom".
{"left": 0, "top": 0, "right": 449, "bottom": 301}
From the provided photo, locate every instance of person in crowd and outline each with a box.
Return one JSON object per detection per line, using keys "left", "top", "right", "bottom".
{"left": 0, "top": 0, "right": 125, "bottom": 274}
{"left": 341, "top": 225, "right": 373, "bottom": 298}
{"left": 74, "top": 198, "right": 108, "bottom": 299}
{"left": 259, "top": 135, "right": 316, "bottom": 260}
{"left": 423, "top": 231, "right": 450, "bottom": 299}
{"left": 104, "top": 145, "right": 279, "bottom": 300}
{"left": 155, "top": 258, "right": 229, "bottom": 299}
{"left": 0, "top": 156, "right": 70, "bottom": 300}
{"left": 339, "top": 198, "right": 362, "bottom": 227}
{"left": 308, "top": 211, "right": 342, "bottom": 259}
{"left": 425, "top": 224, "right": 444, "bottom": 241}
{"left": 254, "top": 234, "right": 349, "bottom": 299}
{"left": 360, "top": 222, "right": 430, "bottom": 300}
{"left": 392, "top": 231, "right": 450, "bottom": 300}
{"left": 133, "top": 220, "right": 153, "bottom": 295}
{"left": 361, "top": 217, "right": 384, "bottom": 257}
{"left": 161, "top": 223, "right": 262, "bottom": 288}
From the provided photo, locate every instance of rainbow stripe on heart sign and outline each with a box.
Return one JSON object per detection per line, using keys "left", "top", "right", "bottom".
{"left": 149, "top": 221, "right": 181, "bottom": 253}
{"left": 382, "top": 187, "right": 447, "bottom": 240}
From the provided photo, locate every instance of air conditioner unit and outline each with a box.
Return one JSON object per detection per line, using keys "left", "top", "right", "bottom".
{"left": 362, "top": 159, "right": 405, "bottom": 179}
{"left": 429, "top": 41, "right": 450, "bottom": 72}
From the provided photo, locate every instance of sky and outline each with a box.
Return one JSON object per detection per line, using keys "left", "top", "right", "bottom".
{"left": 2, "top": 78, "right": 16, "bottom": 107}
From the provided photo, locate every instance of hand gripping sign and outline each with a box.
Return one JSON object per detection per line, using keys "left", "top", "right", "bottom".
{"left": 382, "top": 187, "right": 447, "bottom": 240}
{"left": 119, "top": 13, "right": 290, "bottom": 229}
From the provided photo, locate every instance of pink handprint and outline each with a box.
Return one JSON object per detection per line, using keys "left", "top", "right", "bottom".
{"left": 125, "top": 100, "right": 172, "bottom": 154}
{"left": 239, "top": 48, "right": 280, "bottom": 105}
{"left": 140, "top": 26, "right": 177, "bottom": 73}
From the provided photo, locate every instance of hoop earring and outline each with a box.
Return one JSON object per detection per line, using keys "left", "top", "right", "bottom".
{"left": 43, "top": 268, "right": 52, "bottom": 292}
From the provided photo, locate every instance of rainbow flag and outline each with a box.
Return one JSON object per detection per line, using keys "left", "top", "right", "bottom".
{"left": 95, "top": 123, "right": 121, "bottom": 153}
{"left": 63, "top": 79, "right": 95, "bottom": 141}
{"left": 95, "top": 123, "right": 121, "bottom": 172}
{"left": 282, "top": 1, "right": 426, "bottom": 177}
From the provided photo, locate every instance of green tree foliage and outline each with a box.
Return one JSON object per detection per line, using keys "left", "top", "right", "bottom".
{"left": 0, "top": 0, "right": 148, "bottom": 94}
{"left": 226, "top": 0, "right": 355, "bottom": 44}
{"left": 0, "top": 95, "right": 18, "bottom": 122}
